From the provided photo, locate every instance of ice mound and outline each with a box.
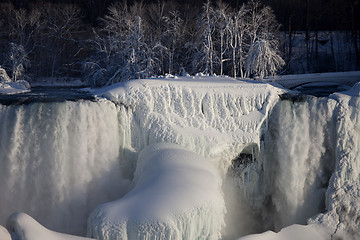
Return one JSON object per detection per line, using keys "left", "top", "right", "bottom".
{"left": 237, "top": 224, "right": 331, "bottom": 240}
{"left": 6, "top": 212, "right": 94, "bottom": 240}
{"left": 87, "top": 143, "right": 225, "bottom": 240}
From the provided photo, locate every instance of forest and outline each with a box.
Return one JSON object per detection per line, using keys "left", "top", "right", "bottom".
{"left": 0, "top": 0, "right": 359, "bottom": 86}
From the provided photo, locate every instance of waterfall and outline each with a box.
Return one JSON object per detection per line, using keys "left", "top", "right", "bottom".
{"left": 224, "top": 96, "right": 338, "bottom": 238}
{"left": 0, "top": 100, "right": 130, "bottom": 235}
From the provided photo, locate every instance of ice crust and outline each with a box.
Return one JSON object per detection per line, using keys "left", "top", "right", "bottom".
{"left": 87, "top": 143, "right": 225, "bottom": 240}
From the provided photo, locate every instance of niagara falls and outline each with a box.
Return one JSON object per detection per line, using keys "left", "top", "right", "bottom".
{"left": 0, "top": 0, "right": 360, "bottom": 239}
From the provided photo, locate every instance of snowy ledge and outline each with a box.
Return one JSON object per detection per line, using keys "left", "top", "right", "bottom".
{"left": 95, "top": 76, "right": 286, "bottom": 162}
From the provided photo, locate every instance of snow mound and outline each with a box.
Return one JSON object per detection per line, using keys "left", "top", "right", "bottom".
{"left": 87, "top": 143, "right": 225, "bottom": 240}
{"left": 96, "top": 76, "right": 285, "bottom": 170}
{"left": 0, "top": 225, "right": 11, "bottom": 240}
{"left": 237, "top": 224, "right": 331, "bottom": 240}
{"left": 6, "top": 213, "right": 94, "bottom": 240}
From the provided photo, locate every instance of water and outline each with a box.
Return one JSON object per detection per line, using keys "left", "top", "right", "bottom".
{"left": 0, "top": 87, "right": 95, "bottom": 105}
{"left": 0, "top": 90, "right": 129, "bottom": 235}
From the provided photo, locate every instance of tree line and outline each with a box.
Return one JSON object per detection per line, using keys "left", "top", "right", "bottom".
{"left": 0, "top": 0, "right": 359, "bottom": 86}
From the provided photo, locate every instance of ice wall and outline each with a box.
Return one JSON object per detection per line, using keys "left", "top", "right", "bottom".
{"left": 309, "top": 89, "right": 360, "bottom": 239}
{"left": 0, "top": 100, "right": 130, "bottom": 236}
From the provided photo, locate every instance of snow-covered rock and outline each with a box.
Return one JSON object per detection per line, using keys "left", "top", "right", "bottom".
{"left": 87, "top": 143, "right": 225, "bottom": 240}
{"left": 237, "top": 224, "right": 333, "bottom": 240}
{"left": 0, "top": 67, "right": 11, "bottom": 82}
{"left": 0, "top": 67, "right": 30, "bottom": 94}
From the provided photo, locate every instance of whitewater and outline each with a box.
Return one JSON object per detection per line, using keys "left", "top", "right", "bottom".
{"left": 0, "top": 75, "right": 359, "bottom": 240}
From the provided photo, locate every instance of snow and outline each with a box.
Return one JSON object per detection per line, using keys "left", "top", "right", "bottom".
{"left": 0, "top": 67, "right": 30, "bottom": 94}
{"left": 6, "top": 213, "right": 94, "bottom": 240}
{"left": 87, "top": 143, "right": 225, "bottom": 240}
{"left": 0, "top": 225, "right": 11, "bottom": 240}
{"left": 236, "top": 224, "right": 332, "bottom": 240}
{"left": 95, "top": 76, "right": 285, "bottom": 169}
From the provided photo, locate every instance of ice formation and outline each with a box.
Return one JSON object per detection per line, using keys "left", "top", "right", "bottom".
{"left": 87, "top": 143, "right": 225, "bottom": 240}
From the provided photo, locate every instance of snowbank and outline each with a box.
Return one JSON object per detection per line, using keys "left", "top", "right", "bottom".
{"left": 87, "top": 143, "right": 225, "bottom": 240}
{"left": 0, "top": 67, "right": 30, "bottom": 94}
{"left": 6, "top": 213, "right": 94, "bottom": 240}
{"left": 237, "top": 224, "right": 332, "bottom": 240}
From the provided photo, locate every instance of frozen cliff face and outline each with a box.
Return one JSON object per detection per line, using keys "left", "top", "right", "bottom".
{"left": 87, "top": 143, "right": 225, "bottom": 240}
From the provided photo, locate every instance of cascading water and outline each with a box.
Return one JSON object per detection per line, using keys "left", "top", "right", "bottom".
{"left": 223, "top": 96, "right": 338, "bottom": 238}
{"left": 0, "top": 100, "right": 130, "bottom": 236}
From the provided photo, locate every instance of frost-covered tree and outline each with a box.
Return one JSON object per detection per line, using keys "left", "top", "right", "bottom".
{"left": 222, "top": 4, "right": 249, "bottom": 79}
{"left": 5, "top": 6, "right": 40, "bottom": 80}
{"left": 162, "top": 10, "right": 183, "bottom": 74}
{"left": 243, "top": 0, "right": 283, "bottom": 79}
{"left": 197, "top": 0, "right": 217, "bottom": 75}
{"left": 245, "top": 39, "right": 285, "bottom": 79}
{"left": 9, "top": 42, "right": 30, "bottom": 81}
{"left": 215, "top": 1, "right": 230, "bottom": 76}
{"left": 85, "top": 2, "right": 159, "bottom": 86}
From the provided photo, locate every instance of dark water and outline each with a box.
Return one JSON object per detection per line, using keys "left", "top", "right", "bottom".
{"left": 0, "top": 87, "right": 95, "bottom": 105}
{"left": 293, "top": 84, "right": 350, "bottom": 97}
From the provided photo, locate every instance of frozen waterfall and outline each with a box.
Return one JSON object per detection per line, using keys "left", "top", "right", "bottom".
{"left": 0, "top": 100, "right": 130, "bottom": 236}
{"left": 0, "top": 77, "right": 359, "bottom": 240}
